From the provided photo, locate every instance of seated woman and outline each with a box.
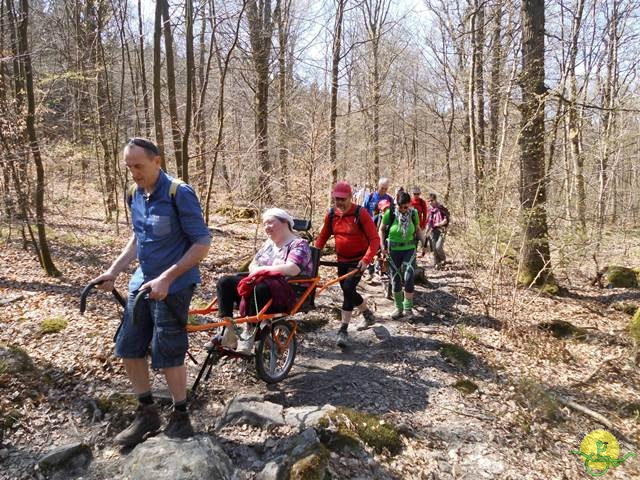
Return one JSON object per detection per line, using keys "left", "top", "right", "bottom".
{"left": 215, "top": 208, "right": 313, "bottom": 354}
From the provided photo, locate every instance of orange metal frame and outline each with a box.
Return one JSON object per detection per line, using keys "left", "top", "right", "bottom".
{"left": 186, "top": 269, "right": 358, "bottom": 351}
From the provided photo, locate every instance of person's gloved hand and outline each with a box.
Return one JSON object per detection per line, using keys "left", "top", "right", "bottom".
{"left": 357, "top": 260, "right": 369, "bottom": 272}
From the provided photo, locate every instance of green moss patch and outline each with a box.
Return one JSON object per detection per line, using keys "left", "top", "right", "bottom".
{"left": 0, "top": 344, "right": 35, "bottom": 374}
{"left": 604, "top": 266, "right": 639, "bottom": 288}
{"left": 318, "top": 407, "right": 402, "bottom": 455}
{"left": 440, "top": 343, "right": 473, "bottom": 367}
{"left": 289, "top": 444, "right": 330, "bottom": 480}
{"left": 537, "top": 320, "right": 586, "bottom": 340}
{"left": 612, "top": 302, "right": 638, "bottom": 315}
{"left": 629, "top": 309, "right": 640, "bottom": 343}
{"left": 453, "top": 379, "right": 478, "bottom": 395}
{"left": 40, "top": 317, "right": 68, "bottom": 334}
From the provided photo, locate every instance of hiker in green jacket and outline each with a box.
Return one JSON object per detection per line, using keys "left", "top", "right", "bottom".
{"left": 379, "top": 192, "right": 426, "bottom": 319}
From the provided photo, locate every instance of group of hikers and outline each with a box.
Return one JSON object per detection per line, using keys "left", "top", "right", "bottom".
{"left": 90, "top": 138, "right": 450, "bottom": 446}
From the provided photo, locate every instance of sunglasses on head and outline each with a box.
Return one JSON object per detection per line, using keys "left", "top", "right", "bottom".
{"left": 128, "top": 138, "right": 159, "bottom": 156}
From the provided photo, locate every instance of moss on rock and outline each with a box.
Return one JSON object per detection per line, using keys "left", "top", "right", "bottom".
{"left": 440, "top": 343, "right": 473, "bottom": 367}
{"left": 317, "top": 407, "right": 402, "bottom": 455}
{"left": 0, "top": 344, "right": 35, "bottom": 374}
{"left": 537, "top": 320, "right": 586, "bottom": 340}
{"left": 629, "top": 308, "right": 640, "bottom": 343}
{"left": 604, "top": 266, "right": 639, "bottom": 288}
{"left": 289, "top": 444, "right": 330, "bottom": 480}
{"left": 453, "top": 379, "right": 478, "bottom": 395}
{"left": 611, "top": 302, "right": 638, "bottom": 315}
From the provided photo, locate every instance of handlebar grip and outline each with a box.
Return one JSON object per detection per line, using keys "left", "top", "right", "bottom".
{"left": 131, "top": 287, "right": 151, "bottom": 324}
{"left": 79, "top": 281, "right": 127, "bottom": 314}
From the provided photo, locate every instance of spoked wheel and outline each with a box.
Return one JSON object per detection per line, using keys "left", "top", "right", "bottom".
{"left": 255, "top": 321, "right": 297, "bottom": 383}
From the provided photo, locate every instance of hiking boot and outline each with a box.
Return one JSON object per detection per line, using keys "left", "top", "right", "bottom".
{"left": 391, "top": 308, "right": 404, "bottom": 320}
{"left": 164, "top": 410, "right": 194, "bottom": 440}
{"left": 220, "top": 324, "right": 238, "bottom": 349}
{"left": 356, "top": 309, "right": 376, "bottom": 331}
{"left": 235, "top": 338, "right": 255, "bottom": 355}
{"left": 114, "top": 404, "right": 161, "bottom": 447}
{"left": 336, "top": 329, "right": 349, "bottom": 349}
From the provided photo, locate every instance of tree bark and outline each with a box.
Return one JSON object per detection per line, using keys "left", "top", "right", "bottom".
{"left": 138, "top": 0, "right": 152, "bottom": 137}
{"left": 181, "top": 0, "right": 195, "bottom": 182}
{"left": 246, "top": 0, "right": 280, "bottom": 203}
{"left": 519, "top": 0, "right": 553, "bottom": 286}
{"left": 18, "top": 0, "right": 60, "bottom": 276}
{"left": 153, "top": 0, "right": 166, "bottom": 169}
{"left": 160, "top": 0, "right": 183, "bottom": 177}
{"left": 329, "top": 0, "right": 345, "bottom": 186}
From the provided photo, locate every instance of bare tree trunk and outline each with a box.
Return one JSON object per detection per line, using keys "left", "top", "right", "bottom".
{"left": 247, "top": 0, "right": 280, "bottom": 203}
{"left": 204, "top": 0, "right": 246, "bottom": 221}
{"left": 277, "top": 0, "right": 292, "bottom": 190}
{"left": 153, "top": 0, "right": 166, "bottom": 169}
{"left": 160, "top": 0, "right": 183, "bottom": 177}
{"left": 138, "top": 0, "right": 151, "bottom": 137}
{"left": 519, "top": 0, "right": 553, "bottom": 286}
{"left": 19, "top": 0, "right": 59, "bottom": 276}
{"left": 488, "top": 0, "right": 502, "bottom": 178}
{"left": 599, "top": 0, "right": 620, "bottom": 231}
{"left": 329, "top": 0, "right": 345, "bottom": 186}
{"left": 181, "top": 0, "right": 195, "bottom": 182}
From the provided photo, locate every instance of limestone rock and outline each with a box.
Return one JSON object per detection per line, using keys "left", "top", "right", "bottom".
{"left": 216, "top": 394, "right": 285, "bottom": 430}
{"left": 38, "top": 442, "right": 91, "bottom": 473}
{"left": 123, "top": 435, "right": 234, "bottom": 480}
{"left": 284, "top": 405, "right": 336, "bottom": 432}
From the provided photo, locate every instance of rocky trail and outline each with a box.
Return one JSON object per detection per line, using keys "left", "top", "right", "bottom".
{"left": 1, "top": 215, "right": 640, "bottom": 479}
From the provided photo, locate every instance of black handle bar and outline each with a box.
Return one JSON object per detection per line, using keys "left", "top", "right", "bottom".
{"left": 80, "top": 281, "right": 127, "bottom": 314}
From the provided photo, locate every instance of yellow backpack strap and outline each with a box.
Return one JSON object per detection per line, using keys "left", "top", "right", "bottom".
{"left": 126, "top": 184, "right": 137, "bottom": 208}
{"left": 169, "top": 178, "right": 184, "bottom": 199}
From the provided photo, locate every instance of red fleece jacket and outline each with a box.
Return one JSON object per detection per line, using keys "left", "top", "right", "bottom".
{"left": 315, "top": 204, "right": 380, "bottom": 264}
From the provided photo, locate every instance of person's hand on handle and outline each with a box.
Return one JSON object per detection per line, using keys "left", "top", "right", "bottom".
{"left": 140, "top": 275, "right": 172, "bottom": 301}
{"left": 357, "top": 260, "right": 369, "bottom": 272}
{"left": 91, "top": 271, "right": 118, "bottom": 292}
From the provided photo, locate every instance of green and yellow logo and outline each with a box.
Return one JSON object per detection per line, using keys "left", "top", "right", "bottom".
{"left": 570, "top": 430, "right": 636, "bottom": 476}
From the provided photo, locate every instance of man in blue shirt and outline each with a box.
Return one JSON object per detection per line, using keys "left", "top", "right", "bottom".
{"left": 363, "top": 177, "right": 394, "bottom": 279}
{"left": 93, "top": 138, "right": 211, "bottom": 446}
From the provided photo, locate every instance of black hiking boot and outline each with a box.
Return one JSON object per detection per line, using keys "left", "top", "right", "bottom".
{"left": 114, "top": 404, "right": 161, "bottom": 447}
{"left": 164, "top": 410, "right": 194, "bottom": 439}
{"left": 336, "top": 328, "right": 349, "bottom": 349}
{"left": 356, "top": 309, "right": 376, "bottom": 330}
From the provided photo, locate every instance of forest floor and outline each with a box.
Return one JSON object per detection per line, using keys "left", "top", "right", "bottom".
{"left": 1, "top": 189, "right": 640, "bottom": 479}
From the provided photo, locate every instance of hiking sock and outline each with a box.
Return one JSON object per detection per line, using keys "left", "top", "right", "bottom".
{"left": 137, "top": 391, "right": 154, "bottom": 406}
{"left": 173, "top": 399, "right": 187, "bottom": 413}
{"left": 393, "top": 292, "right": 404, "bottom": 311}
{"left": 403, "top": 297, "right": 414, "bottom": 310}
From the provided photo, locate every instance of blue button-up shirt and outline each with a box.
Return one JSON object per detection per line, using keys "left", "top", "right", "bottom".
{"left": 129, "top": 171, "right": 211, "bottom": 294}
{"left": 365, "top": 191, "right": 394, "bottom": 217}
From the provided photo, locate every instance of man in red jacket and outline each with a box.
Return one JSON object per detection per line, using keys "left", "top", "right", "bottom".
{"left": 410, "top": 186, "right": 428, "bottom": 230}
{"left": 316, "top": 181, "right": 381, "bottom": 348}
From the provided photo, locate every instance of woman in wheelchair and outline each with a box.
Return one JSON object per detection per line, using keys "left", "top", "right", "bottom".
{"left": 214, "top": 208, "right": 313, "bottom": 354}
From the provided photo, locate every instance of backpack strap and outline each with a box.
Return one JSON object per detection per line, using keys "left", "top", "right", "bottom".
{"left": 327, "top": 205, "right": 364, "bottom": 237}
{"left": 126, "top": 178, "right": 184, "bottom": 212}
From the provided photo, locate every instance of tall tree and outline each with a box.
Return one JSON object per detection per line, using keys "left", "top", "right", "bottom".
{"left": 181, "top": 0, "right": 195, "bottom": 182}
{"left": 519, "top": 0, "right": 553, "bottom": 286}
{"left": 160, "top": 0, "right": 183, "bottom": 177}
{"left": 138, "top": 0, "right": 152, "bottom": 137}
{"left": 361, "top": 0, "right": 392, "bottom": 180}
{"left": 153, "top": 0, "right": 166, "bottom": 169}
{"left": 329, "top": 0, "right": 346, "bottom": 186}
{"left": 18, "top": 0, "right": 60, "bottom": 276}
{"left": 246, "top": 0, "right": 280, "bottom": 202}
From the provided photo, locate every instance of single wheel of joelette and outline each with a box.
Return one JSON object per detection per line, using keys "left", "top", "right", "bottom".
{"left": 255, "top": 321, "right": 297, "bottom": 383}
